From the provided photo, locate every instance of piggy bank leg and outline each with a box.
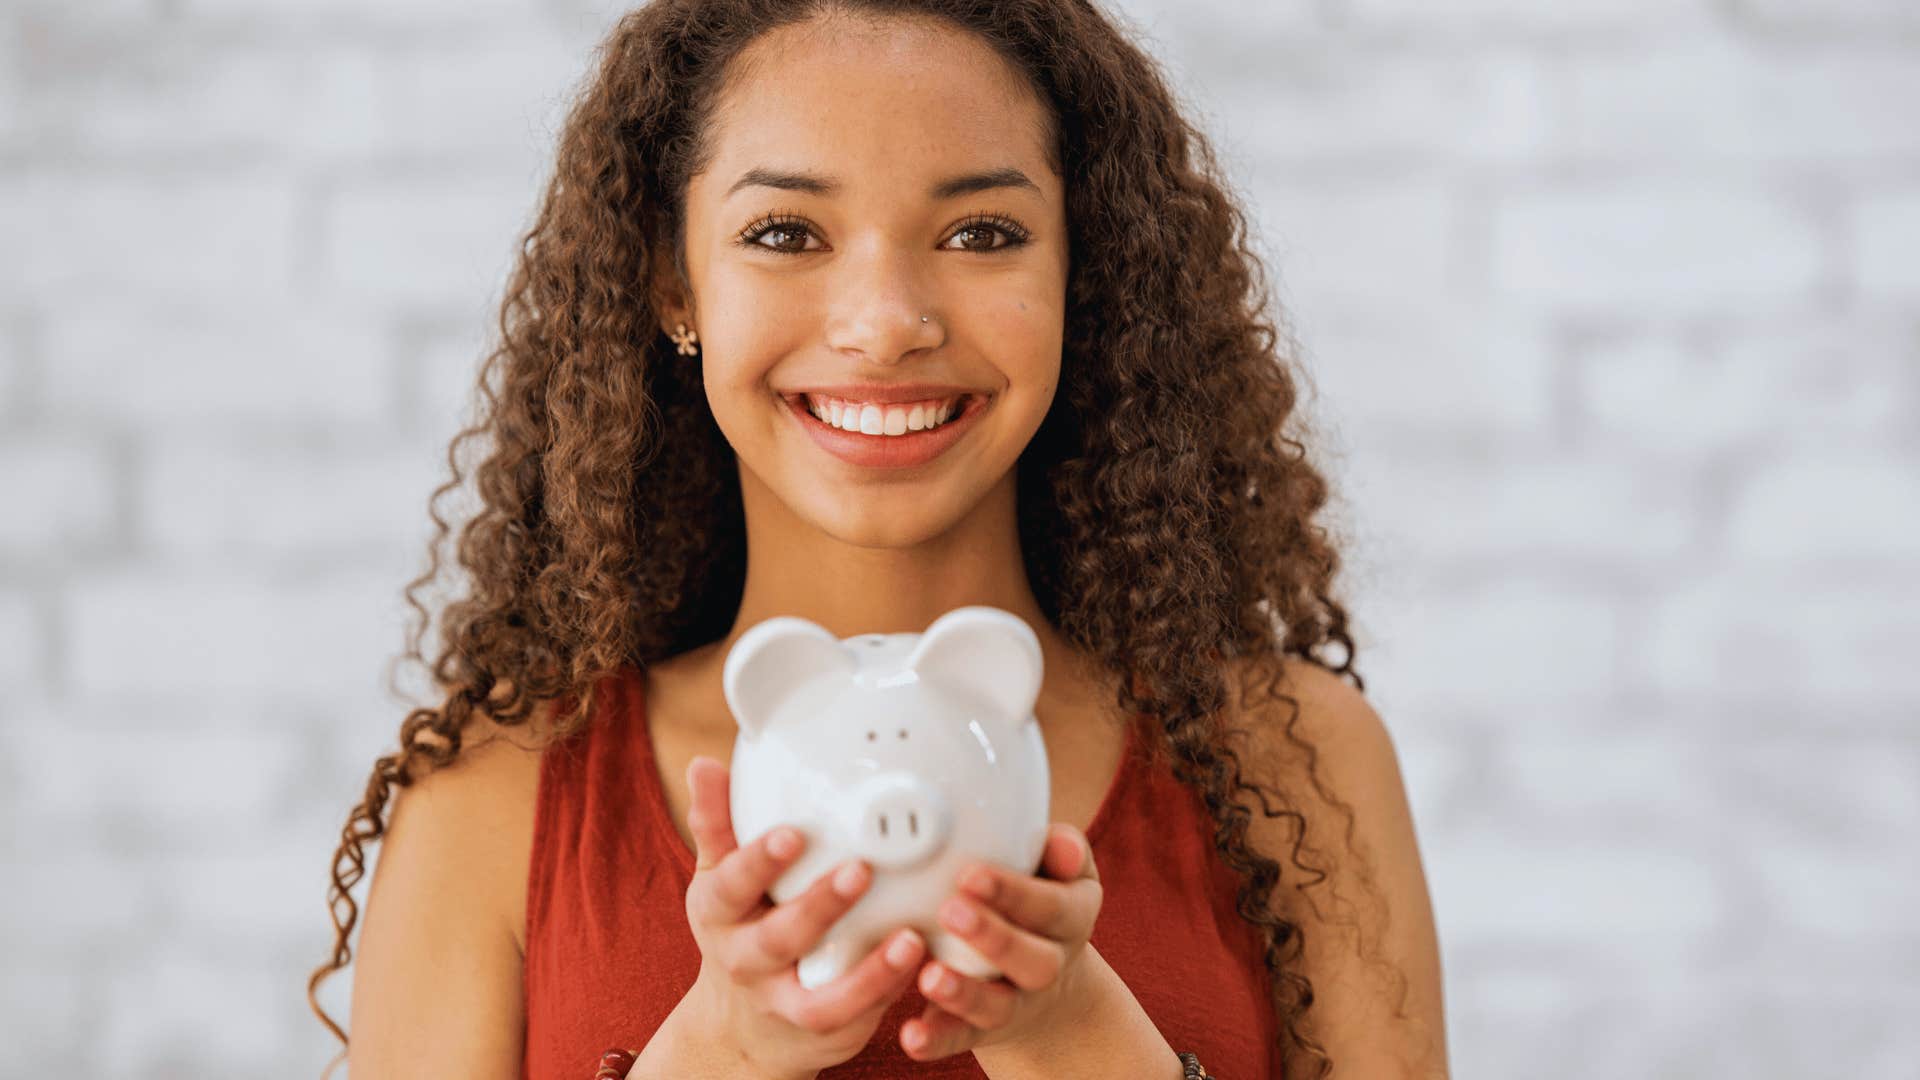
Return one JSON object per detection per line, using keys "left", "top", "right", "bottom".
{"left": 797, "top": 931, "right": 859, "bottom": 990}
{"left": 928, "top": 931, "right": 1001, "bottom": 982}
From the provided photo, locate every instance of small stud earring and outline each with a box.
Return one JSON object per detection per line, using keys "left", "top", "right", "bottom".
{"left": 669, "top": 322, "right": 699, "bottom": 356}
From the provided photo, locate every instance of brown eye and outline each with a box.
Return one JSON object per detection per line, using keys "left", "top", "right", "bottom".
{"left": 866, "top": 730, "right": 876, "bottom": 741}
{"left": 941, "top": 215, "right": 1030, "bottom": 253}
{"left": 735, "top": 212, "right": 821, "bottom": 255}
{"left": 753, "top": 225, "right": 811, "bottom": 252}
{"left": 897, "top": 728, "right": 907, "bottom": 739}
{"left": 953, "top": 226, "right": 998, "bottom": 251}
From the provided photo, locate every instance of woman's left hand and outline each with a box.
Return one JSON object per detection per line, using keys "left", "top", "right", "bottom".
{"left": 898, "top": 823, "right": 1108, "bottom": 1061}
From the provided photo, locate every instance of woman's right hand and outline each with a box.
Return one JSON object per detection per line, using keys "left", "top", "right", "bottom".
{"left": 664, "top": 755, "right": 926, "bottom": 1080}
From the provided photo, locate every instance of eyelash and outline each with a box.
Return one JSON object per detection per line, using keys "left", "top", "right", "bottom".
{"left": 732, "top": 209, "right": 1033, "bottom": 255}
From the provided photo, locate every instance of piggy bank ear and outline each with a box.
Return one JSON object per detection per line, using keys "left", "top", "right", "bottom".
{"left": 906, "top": 606, "right": 1043, "bottom": 721}
{"left": 722, "top": 616, "right": 856, "bottom": 739}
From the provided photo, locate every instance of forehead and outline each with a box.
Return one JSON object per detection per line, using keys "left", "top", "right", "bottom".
{"left": 697, "top": 14, "right": 1057, "bottom": 197}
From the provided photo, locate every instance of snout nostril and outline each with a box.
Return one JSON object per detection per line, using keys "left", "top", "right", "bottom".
{"left": 875, "top": 812, "right": 924, "bottom": 841}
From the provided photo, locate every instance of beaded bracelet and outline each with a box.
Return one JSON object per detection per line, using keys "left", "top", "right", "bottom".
{"left": 595, "top": 1047, "right": 637, "bottom": 1078}
{"left": 596, "top": 1044, "right": 1213, "bottom": 1077}
{"left": 1179, "top": 1050, "right": 1214, "bottom": 1079}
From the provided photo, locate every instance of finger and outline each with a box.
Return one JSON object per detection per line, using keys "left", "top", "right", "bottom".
{"left": 685, "top": 757, "right": 738, "bottom": 872}
{"left": 690, "top": 824, "right": 806, "bottom": 928}
{"left": 955, "top": 862, "right": 1090, "bottom": 941}
{"left": 917, "top": 959, "right": 1019, "bottom": 1032}
{"left": 937, "top": 894, "right": 1072, "bottom": 992}
{"left": 774, "top": 928, "right": 926, "bottom": 1035}
{"left": 729, "top": 858, "right": 873, "bottom": 975}
{"left": 900, "top": 1003, "right": 978, "bottom": 1061}
{"left": 1040, "top": 824, "right": 1097, "bottom": 883}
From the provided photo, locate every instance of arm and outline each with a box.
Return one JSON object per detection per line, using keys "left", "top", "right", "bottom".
{"left": 344, "top": 722, "right": 543, "bottom": 1079}
{"left": 345, "top": 714, "right": 789, "bottom": 1080}
{"left": 970, "top": 946, "right": 1183, "bottom": 1080}
{"left": 1238, "top": 658, "right": 1450, "bottom": 1079}
{"left": 628, "top": 989, "right": 820, "bottom": 1080}
{"left": 976, "top": 658, "right": 1448, "bottom": 1080}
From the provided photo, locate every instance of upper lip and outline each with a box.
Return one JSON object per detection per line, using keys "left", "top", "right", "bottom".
{"left": 784, "top": 383, "right": 983, "bottom": 405}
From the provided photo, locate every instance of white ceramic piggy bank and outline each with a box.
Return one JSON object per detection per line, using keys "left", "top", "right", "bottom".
{"left": 722, "top": 605, "right": 1051, "bottom": 990}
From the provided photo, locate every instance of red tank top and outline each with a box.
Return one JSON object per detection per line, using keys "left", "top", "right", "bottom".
{"left": 522, "top": 665, "right": 1282, "bottom": 1078}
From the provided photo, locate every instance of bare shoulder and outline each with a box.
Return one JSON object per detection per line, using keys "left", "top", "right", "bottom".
{"left": 1225, "top": 656, "right": 1406, "bottom": 838}
{"left": 345, "top": 693, "right": 557, "bottom": 1079}
{"left": 1225, "top": 655, "right": 1450, "bottom": 1079}
{"left": 1219, "top": 655, "right": 1374, "bottom": 746}
{"left": 406, "top": 694, "right": 558, "bottom": 946}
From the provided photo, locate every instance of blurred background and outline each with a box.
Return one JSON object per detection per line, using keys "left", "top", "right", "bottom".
{"left": 2, "top": 0, "right": 1916, "bottom": 1076}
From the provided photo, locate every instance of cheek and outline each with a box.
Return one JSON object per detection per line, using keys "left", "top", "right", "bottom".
{"left": 694, "top": 274, "right": 810, "bottom": 390}
{"left": 983, "top": 293, "right": 1063, "bottom": 396}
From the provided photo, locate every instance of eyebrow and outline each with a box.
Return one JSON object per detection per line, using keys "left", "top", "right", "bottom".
{"left": 724, "top": 166, "right": 1041, "bottom": 201}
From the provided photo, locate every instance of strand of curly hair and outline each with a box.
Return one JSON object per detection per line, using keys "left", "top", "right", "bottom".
{"left": 308, "top": 2, "right": 1416, "bottom": 1077}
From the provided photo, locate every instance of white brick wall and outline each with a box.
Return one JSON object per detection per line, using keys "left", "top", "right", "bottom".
{"left": 1492, "top": 185, "right": 1827, "bottom": 311}
{"left": 40, "top": 302, "right": 395, "bottom": 429}
{"left": 3, "top": 1, "right": 1916, "bottom": 1077}
{"left": 1571, "top": 320, "right": 1914, "bottom": 457}
{"left": 0, "top": 434, "right": 117, "bottom": 558}
{"left": 320, "top": 175, "right": 541, "bottom": 313}
{"left": 1853, "top": 189, "right": 1920, "bottom": 301}
{"left": 2, "top": 171, "right": 303, "bottom": 300}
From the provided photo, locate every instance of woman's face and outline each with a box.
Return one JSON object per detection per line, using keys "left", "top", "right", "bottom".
{"left": 666, "top": 13, "right": 1069, "bottom": 549}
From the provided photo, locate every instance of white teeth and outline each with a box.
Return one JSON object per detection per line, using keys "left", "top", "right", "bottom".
{"left": 804, "top": 394, "right": 966, "bottom": 436}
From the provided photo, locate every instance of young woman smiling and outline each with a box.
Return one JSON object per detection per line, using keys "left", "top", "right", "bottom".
{"left": 309, "top": 2, "right": 1448, "bottom": 1078}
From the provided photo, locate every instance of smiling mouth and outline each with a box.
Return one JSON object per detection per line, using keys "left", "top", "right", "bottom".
{"left": 784, "top": 392, "right": 984, "bottom": 434}
{"left": 778, "top": 388, "right": 991, "bottom": 470}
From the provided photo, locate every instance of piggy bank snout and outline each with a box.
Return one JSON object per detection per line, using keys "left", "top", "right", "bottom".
{"left": 851, "top": 774, "right": 951, "bottom": 870}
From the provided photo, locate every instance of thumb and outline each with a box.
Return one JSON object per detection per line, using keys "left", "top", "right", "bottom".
{"left": 684, "top": 756, "right": 738, "bottom": 871}
{"left": 1043, "top": 824, "right": 1095, "bottom": 882}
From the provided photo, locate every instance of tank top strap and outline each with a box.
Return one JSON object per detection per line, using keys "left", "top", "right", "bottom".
{"left": 627, "top": 666, "right": 698, "bottom": 878}
{"left": 524, "top": 663, "right": 710, "bottom": 1080}
{"left": 1082, "top": 713, "right": 1141, "bottom": 849}
{"left": 525, "top": 664, "right": 675, "bottom": 941}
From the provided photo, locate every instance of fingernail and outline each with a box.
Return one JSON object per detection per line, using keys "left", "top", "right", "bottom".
{"left": 885, "top": 930, "right": 921, "bottom": 969}
{"left": 960, "top": 866, "right": 996, "bottom": 900}
{"left": 941, "top": 897, "right": 980, "bottom": 933}
{"left": 768, "top": 828, "right": 800, "bottom": 859}
{"left": 832, "top": 860, "right": 868, "bottom": 898}
{"left": 903, "top": 1022, "right": 927, "bottom": 1052}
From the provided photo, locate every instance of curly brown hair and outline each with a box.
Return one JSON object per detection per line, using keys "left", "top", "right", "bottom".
{"left": 308, "top": 1, "right": 1394, "bottom": 1076}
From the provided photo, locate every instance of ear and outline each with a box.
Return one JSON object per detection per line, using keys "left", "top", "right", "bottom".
{"left": 906, "top": 606, "right": 1044, "bottom": 723}
{"left": 721, "top": 616, "right": 857, "bottom": 739}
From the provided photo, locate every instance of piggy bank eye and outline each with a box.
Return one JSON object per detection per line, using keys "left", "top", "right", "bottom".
{"left": 897, "top": 728, "right": 907, "bottom": 739}
{"left": 865, "top": 730, "right": 876, "bottom": 741}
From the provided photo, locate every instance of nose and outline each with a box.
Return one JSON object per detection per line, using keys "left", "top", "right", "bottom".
{"left": 822, "top": 243, "right": 945, "bottom": 364}
{"left": 849, "top": 773, "right": 951, "bottom": 870}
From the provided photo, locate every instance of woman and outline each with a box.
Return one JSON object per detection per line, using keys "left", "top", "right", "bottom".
{"left": 309, "top": 1, "right": 1447, "bottom": 1077}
